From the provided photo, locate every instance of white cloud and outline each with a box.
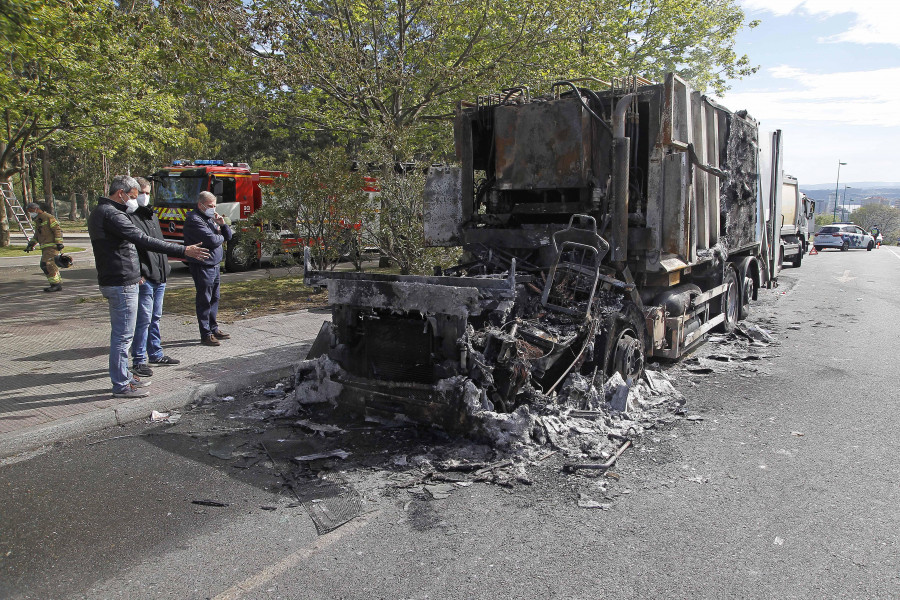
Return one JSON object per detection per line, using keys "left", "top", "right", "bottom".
{"left": 741, "top": 0, "right": 900, "bottom": 46}
{"left": 720, "top": 66, "right": 900, "bottom": 126}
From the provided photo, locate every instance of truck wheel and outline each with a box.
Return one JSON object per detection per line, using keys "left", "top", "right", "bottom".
{"left": 841, "top": 241, "right": 849, "bottom": 252}
{"left": 714, "top": 267, "right": 739, "bottom": 334}
{"left": 597, "top": 303, "right": 646, "bottom": 382}
{"left": 791, "top": 249, "right": 802, "bottom": 268}
{"left": 225, "top": 238, "right": 257, "bottom": 272}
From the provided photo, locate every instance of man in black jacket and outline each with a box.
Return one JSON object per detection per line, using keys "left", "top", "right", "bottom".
{"left": 88, "top": 175, "right": 209, "bottom": 398}
{"left": 182, "top": 190, "right": 232, "bottom": 346}
{"left": 127, "top": 177, "right": 180, "bottom": 378}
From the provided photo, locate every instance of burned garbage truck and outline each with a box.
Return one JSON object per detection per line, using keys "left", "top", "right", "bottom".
{"left": 305, "top": 73, "right": 783, "bottom": 427}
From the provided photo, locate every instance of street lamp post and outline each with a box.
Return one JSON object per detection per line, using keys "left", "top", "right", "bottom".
{"left": 843, "top": 185, "right": 852, "bottom": 220}
{"left": 833, "top": 160, "right": 847, "bottom": 222}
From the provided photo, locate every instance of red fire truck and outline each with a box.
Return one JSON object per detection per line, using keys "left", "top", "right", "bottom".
{"left": 150, "top": 160, "right": 286, "bottom": 271}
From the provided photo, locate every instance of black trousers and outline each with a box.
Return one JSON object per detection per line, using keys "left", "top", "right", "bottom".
{"left": 188, "top": 263, "right": 220, "bottom": 337}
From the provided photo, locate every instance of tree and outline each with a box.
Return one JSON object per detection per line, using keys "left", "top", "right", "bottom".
{"left": 250, "top": 147, "right": 370, "bottom": 271}
{"left": 249, "top": 0, "right": 757, "bottom": 146}
{"left": 852, "top": 205, "right": 900, "bottom": 241}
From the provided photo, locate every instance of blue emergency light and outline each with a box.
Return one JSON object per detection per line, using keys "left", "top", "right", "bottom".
{"left": 195, "top": 159, "right": 225, "bottom": 166}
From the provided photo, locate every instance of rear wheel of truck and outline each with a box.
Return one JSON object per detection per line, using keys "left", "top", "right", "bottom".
{"left": 714, "top": 267, "right": 739, "bottom": 333}
{"left": 791, "top": 248, "right": 802, "bottom": 268}
{"left": 594, "top": 303, "right": 646, "bottom": 382}
{"left": 736, "top": 259, "right": 756, "bottom": 321}
{"left": 225, "top": 237, "right": 257, "bottom": 272}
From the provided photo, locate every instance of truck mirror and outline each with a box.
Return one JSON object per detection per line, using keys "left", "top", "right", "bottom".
{"left": 212, "top": 180, "right": 224, "bottom": 196}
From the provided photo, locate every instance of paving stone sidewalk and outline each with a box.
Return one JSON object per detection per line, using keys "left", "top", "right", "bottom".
{"left": 0, "top": 253, "right": 327, "bottom": 452}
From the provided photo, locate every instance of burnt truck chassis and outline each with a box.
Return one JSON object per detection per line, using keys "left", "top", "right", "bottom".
{"left": 304, "top": 73, "right": 778, "bottom": 428}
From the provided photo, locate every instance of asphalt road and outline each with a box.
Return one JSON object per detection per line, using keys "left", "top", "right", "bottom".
{"left": 1, "top": 245, "right": 898, "bottom": 599}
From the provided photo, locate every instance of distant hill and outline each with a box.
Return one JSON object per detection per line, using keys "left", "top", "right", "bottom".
{"left": 800, "top": 184, "right": 900, "bottom": 208}
{"left": 800, "top": 182, "right": 900, "bottom": 191}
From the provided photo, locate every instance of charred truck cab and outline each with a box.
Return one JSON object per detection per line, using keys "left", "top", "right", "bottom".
{"left": 151, "top": 160, "right": 285, "bottom": 271}
{"left": 305, "top": 74, "right": 784, "bottom": 428}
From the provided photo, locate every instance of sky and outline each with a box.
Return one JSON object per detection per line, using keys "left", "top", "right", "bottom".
{"left": 717, "top": 0, "right": 900, "bottom": 186}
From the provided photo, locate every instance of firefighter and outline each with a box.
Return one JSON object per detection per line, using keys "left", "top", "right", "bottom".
{"left": 24, "top": 202, "right": 64, "bottom": 292}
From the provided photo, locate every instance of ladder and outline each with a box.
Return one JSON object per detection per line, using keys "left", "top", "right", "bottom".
{"left": 1, "top": 181, "right": 35, "bottom": 241}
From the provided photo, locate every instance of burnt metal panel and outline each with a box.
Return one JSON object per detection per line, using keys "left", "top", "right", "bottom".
{"left": 661, "top": 152, "right": 691, "bottom": 261}
{"left": 424, "top": 166, "right": 465, "bottom": 247}
{"left": 493, "top": 98, "right": 591, "bottom": 190}
{"left": 363, "top": 317, "right": 433, "bottom": 383}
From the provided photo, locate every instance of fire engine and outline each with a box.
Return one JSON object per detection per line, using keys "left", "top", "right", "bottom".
{"left": 150, "top": 160, "right": 286, "bottom": 271}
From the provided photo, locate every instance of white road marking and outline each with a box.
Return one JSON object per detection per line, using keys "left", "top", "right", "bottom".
{"left": 835, "top": 269, "right": 856, "bottom": 283}
{"left": 213, "top": 511, "right": 377, "bottom": 600}
{"left": 886, "top": 247, "right": 900, "bottom": 262}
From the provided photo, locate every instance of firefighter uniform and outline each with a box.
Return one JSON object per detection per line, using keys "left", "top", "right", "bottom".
{"left": 31, "top": 213, "right": 64, "bottom": 288}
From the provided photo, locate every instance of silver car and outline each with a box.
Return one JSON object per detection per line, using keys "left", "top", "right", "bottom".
{"left": 813, "top": 223, "right": 875, "bottom": 252}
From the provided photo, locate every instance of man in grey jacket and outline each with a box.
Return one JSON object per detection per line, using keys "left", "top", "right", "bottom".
{"left": 88, "top": 175, "right": 209, "bottom": 398}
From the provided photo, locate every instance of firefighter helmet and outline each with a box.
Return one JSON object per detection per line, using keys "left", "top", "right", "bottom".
{"left": 54, "top": 253, "right": 73, "bottom": 268}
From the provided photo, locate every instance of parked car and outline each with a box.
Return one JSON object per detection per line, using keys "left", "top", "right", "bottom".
{"left": 813, "top": 223, "right": 875, "bottom": 252}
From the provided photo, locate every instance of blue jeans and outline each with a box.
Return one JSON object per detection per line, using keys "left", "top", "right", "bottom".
{"left": 131, "top": 281, "right": 167, "bottom": 364}
{"left": 100, "top": 284, "right": 139, "bottom": 393}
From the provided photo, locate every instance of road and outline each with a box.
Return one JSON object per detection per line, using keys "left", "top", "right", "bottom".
{"left": 2, "top": 245, "right": 899, "bottom": 599}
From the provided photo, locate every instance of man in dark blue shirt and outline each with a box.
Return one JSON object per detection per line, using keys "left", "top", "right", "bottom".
{"left": 182, "top": 191, "right": 233, "bottom": 346}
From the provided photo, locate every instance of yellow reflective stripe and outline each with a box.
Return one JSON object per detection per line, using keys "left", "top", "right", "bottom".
{"left": 47, "top": 274, "right": 61, "bottom": 283}
{"left": 40, "top": 243, "right": 57, "bottom": 249}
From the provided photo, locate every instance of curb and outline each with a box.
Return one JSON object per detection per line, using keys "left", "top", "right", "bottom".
{"left": 0, "top": 363, "right": 297, "bottom": 460}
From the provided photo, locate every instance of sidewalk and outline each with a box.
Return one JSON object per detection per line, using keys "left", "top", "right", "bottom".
{"left": 0, "top": 255, "right": 328, "bottom": 458}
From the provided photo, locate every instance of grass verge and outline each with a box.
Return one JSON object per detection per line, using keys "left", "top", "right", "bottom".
{"left": 160, "top": 275, "right": 327, "bottom": 322}
{"left": 0, "top": 245, "right": 85, "bottom": 257}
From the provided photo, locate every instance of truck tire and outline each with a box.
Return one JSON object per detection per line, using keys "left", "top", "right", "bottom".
{"left": 735, "top": 258, "right": 757, "bottom": 321}
{"left": 592, "top": 302, "right": 646, "bottom": 382}
{"left": 225, "top": 237, "right": 258, "bottom": 272}
{"left": 714, "top": 267, "right": 739, "bottom": 334}
{"left": 791, "top": 249, "right": 802, "bottom": 268}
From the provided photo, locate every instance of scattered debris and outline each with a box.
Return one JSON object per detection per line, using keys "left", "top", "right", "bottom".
{"left": 791, "top": 431, "right": 804, "bottom": 437}
{"left": 192, "top": 500, "right": 228, "bottom": 507}
{"left": 150, "top": 410, "right": 169, "bottom": 422}
{"left": 294, "top": 449, "right": 351, "bottom": 462}
{"left": 577, "top": 493, "right": 610, "bottom": 509}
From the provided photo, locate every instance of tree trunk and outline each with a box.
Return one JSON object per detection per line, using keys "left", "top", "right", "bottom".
{"left": 82, "top": 190, "right": 90, "bottom": 219}
{"left": 0, "top": 177, "right": 9, "bottom": 247}
{"left": 20, "top": 148, "right": 29, "bottom": 206}
{"left": 42, "top": 145, "right": 54, "bottom": 214}
{"left": 68, "top": 191, "right": 76, "bottom": 220}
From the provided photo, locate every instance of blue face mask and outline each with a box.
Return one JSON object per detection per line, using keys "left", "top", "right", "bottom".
{"left": 203, "top": 207, "right": 216, "bottom": 218}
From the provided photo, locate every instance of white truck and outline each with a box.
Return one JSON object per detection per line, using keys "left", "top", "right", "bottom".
{"left": 779, "top": 173, "right": 815, "bottom": 268}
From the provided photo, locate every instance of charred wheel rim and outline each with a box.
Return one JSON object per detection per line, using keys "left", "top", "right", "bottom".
{"left": 612, "top": 328, "right": 644, "bottom": 381}
{"left": 724, "top": 275, "right": 738, "bottom": 327}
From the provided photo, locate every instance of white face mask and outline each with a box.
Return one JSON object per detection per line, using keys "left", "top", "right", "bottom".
{"left": 137, "top": 193, "right": 150, "bottom": 207}
{"left": 203, "top": 207, "right": 217, "bottom": 218}
{"left": 28, "top": 212, "right": 38, "bottom": 220}
{"left": 125, "top": 198, "right": 139, "bottom": 213}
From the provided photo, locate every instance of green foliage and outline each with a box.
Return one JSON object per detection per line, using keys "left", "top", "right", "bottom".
{"left": 851, "top": 204, "right": 900, "bottom": 240}
{"left": 249, "top": 147, "right": 370, "bottom": 271}
{"left": 248, "top": 0, "right": 756, "bottom": 149}
{"left": 814, "top": 214, "right": 837, "bottom": 229}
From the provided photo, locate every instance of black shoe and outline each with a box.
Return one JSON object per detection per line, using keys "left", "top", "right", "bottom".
{"left": 44, "top": 283, "right": 62, "bottom": 292}
{"left": 212, "top": 330, "right": 231, "bottom": 340}
{"left": 201, "top": 335, "right": 220, "bottom": 346}
{"left": 131, "top": 363, "right": 154, "bottom": 377}
{"left": 149, "top": 355, "right": 180, "bottom": 366}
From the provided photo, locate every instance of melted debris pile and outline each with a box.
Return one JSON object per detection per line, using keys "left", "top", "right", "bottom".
{"left": 254, "top": 355, "right": 687, "bottom": 486}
